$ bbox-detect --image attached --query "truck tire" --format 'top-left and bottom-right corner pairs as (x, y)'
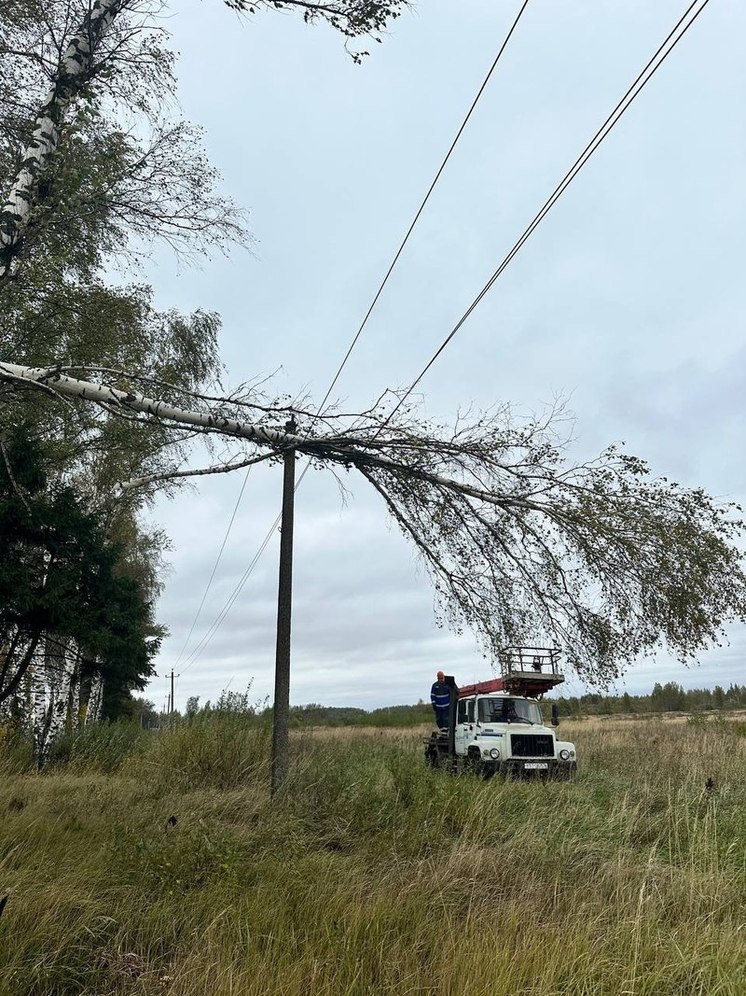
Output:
(465, 747), (494, 779)
(425, 744), (440, 769)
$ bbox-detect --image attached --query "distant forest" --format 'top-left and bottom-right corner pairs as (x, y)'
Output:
(133, 680), (746, 728)
(283, 680), (746, 728)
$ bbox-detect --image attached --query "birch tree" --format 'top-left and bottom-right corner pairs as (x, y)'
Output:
(0, 0), (243, 511)
(0, 0), (248, 278)
(4, 361), (745, 687)
(0, 0), (408, 278)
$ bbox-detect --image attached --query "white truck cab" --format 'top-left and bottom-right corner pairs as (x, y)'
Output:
(425, 647), (577, 780)
(450, 690), (576, 779)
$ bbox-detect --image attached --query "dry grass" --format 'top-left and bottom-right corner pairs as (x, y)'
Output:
(0, 714), (744, 995)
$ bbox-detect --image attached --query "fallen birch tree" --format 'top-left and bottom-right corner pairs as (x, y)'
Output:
(3, 359), (745, 686)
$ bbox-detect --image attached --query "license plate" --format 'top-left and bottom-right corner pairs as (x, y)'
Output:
(524, 762), (549, 770)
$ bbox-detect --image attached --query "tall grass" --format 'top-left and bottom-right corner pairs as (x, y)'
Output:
(0, 715), (744, 994)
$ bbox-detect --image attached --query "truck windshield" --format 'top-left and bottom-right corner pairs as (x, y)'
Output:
(478, 698), (542, 725)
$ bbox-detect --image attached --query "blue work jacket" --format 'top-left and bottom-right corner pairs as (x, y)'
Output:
(430, 681), (450, 710)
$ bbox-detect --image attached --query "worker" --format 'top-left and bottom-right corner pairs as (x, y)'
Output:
(501, 699), (519, 722)
(430, 670), (451, 730)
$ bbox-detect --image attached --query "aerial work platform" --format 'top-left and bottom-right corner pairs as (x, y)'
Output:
(458, 647), (565, 699)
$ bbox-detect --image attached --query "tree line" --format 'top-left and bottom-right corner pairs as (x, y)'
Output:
(129, 680), (746, 731)
(550, 681), (746, 718)
(287, 683), (746, 724)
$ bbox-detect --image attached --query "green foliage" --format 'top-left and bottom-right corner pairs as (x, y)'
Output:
(114, 815), (246, 895)
(288, 701), (432, 728)
(134, 710), (270, 791)
(122, 694), (159, 727)
(0, 724), (33, 773)
(0, 428), (159, 713)
(0, 1), (234, 524)
(362, 417), (746, 685)
(0, 3), (246, 276)
(549, 680), (746, 719)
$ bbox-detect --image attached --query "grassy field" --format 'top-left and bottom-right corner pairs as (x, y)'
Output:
(0, 714), (744, 995)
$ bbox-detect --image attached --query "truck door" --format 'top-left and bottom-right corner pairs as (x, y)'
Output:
(454, 697), (475, 756)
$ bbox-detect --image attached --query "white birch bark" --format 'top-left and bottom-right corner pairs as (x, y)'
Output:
(69, 654), (81, 731)
(87, 674), (104, 725)
(0, 362), (529, 510)
(46, 640), (76, 746)
(0, 361), (306, 448)
(31, 653), (49, 765)
(0, 0), (126, 273)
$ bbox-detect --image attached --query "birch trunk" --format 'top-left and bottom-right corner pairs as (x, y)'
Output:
(0, 0), (126, 275)
(0, 361), (303, 449)
(46, 639), (76, 747)
(32, 653), (49, 766)
(68, 653), (82, 732)
(86, 675), (103, 725)
(0, 362), (501, 501)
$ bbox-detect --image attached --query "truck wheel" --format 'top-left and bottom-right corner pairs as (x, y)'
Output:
(425, 744), (440, 769)
(466, 748), (492, 778)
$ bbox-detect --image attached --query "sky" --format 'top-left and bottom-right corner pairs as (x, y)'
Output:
(138, 0), (746, 712)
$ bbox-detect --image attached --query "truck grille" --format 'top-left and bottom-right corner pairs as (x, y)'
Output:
(510, 734), (554, 758)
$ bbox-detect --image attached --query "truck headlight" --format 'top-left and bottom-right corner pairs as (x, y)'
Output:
(490, 748), (500, 759)
(559, 749), (570, 761)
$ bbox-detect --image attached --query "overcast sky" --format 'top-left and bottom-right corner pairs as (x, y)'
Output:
(140, 0), (746, 712)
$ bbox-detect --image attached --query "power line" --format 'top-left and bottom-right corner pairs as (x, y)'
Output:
(317, 0), (531, 414)
(172, 0), (707, 677)
(179, 517), (278, 672)
(178, 467), (311, 672)
(375, 0), (710, 434)
(176, 5), (532, 674)
(172, 464), (254, 671)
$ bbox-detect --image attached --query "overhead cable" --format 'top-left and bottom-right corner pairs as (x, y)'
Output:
(176, 4), (532, 672)
(174, 464), (254, 672)
(317, 0), (531, 414)
(376, 0), (710, 432)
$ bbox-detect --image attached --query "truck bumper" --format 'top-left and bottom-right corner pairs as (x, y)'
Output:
(496, 759), (577, 780)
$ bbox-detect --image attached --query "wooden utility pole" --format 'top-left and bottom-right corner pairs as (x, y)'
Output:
(270, 419), (297, 796)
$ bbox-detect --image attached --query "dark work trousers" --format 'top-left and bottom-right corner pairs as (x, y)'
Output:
(434, 707), (449, 729)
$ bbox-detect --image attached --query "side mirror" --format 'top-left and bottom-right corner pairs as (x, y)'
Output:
(551, 704), (559, 727)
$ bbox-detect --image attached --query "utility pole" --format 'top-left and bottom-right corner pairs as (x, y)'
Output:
(170, 669), (175, 716)
(271, 419), (297, 796)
